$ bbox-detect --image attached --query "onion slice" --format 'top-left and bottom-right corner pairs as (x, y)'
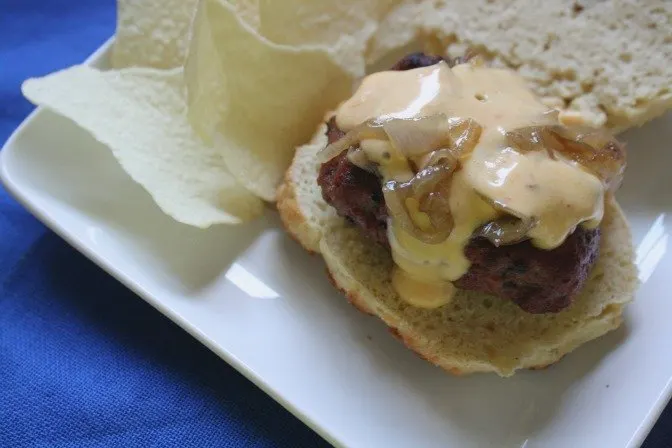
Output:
(445, 117), (482, 157)
(420, 148), (457, 170)
(506, 126), (562, 159)
(475, 216), (537, 247)
(383, 160), (456, 244)
(473, 194), (538, 246)
(383, 115), (482, 159)
(381, 115), (449, 157)
(346, 147), (377, 173)
(549, 126), (626, 192)
(506, 124), (626, 192)
(317, 114), (483, 165)
(317, 118), (387, 162)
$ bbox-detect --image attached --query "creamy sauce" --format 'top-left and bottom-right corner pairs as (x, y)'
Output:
(334, 62), (605, 309)
(358, 139), (413, 182)
(392, 267), (455, 308)
(389, 170), (498, 283)
(336, 63), (555, 133)
(466, 146), (604, 249)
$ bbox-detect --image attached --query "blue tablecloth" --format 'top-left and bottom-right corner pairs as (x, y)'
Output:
(1, 1), (670, 447)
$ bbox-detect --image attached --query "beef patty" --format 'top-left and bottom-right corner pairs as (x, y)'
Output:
(317, 53), (600, 314)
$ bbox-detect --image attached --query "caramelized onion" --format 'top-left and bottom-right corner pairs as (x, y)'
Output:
(446, 117), (482, 157)
(550, 126), (626, 192)
(474, 195), (537, 246)
(410, 117), (481, 170)
(318, 114), (483, 165)
(381, 115), (450, 157)
(506, 126), (562, 159)
(421, 185), (453, 241)
(506, 124), (626, 192)
(317, 118), (388, 162)
(346, 147), (378, 173)
(475, 216), (537, 247)
(383, 160), (456, 244)
(383, 115), (482, 159)
(420, 148), (457, 170)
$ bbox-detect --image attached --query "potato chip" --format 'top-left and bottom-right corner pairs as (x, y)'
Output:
(252, 0), (400, 76)
(225, 0), (260, 30)
(22, 66), (263, 227)
(111, 0), (199, 69)
(366, 2), (427, 67)
(185, 0), (354, 201)
(112, 0), (263, 70)
(184, 0), (229, 146)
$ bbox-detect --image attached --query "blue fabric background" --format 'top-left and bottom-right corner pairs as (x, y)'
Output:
(0, 1), (670, 447)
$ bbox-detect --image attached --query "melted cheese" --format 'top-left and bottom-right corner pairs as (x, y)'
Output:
(359, 139), (413, 182)
(466, 146), (604, 249)
(334, 61), (605, 309)
(336, 62), (554, 133)
(389, 170), (498, 283)
(392, 267), (455, 308)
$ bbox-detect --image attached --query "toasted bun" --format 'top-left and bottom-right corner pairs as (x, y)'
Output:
(367, 0), (672, 133)
(278, 126), (639, 377)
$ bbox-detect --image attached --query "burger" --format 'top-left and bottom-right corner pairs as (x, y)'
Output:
(277, 53), (638, 377)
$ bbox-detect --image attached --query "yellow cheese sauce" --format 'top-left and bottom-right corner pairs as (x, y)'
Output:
(392, 267), (456, 309)
(357, 139), (414, 182)
(389, 170), (498, 283)
(466, 145), (604, 249)
(334, 61), (605, 308)
(336, 62), (555, 133)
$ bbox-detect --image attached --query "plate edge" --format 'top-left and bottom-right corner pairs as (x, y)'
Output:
(0, 35), (345, 448)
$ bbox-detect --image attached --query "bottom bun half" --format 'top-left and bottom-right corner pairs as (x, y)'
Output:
(277, 124), (638, 377)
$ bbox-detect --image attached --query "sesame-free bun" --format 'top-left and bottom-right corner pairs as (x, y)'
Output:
(368, 0), (672, 133)
(277, 126), (638, 377)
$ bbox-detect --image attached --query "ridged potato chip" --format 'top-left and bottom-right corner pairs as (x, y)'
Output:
(112, 0), (199, 69)
(226, 0), (260, 30)
(185, 0), (354, 201)
(254, 0), (401, 77)
(112, 0), (262, 69)
(22, 66), (263, 227)
(224, 0), (400, 76)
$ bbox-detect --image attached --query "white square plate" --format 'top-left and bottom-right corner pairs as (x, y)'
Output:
(3, 40), (672, 448)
